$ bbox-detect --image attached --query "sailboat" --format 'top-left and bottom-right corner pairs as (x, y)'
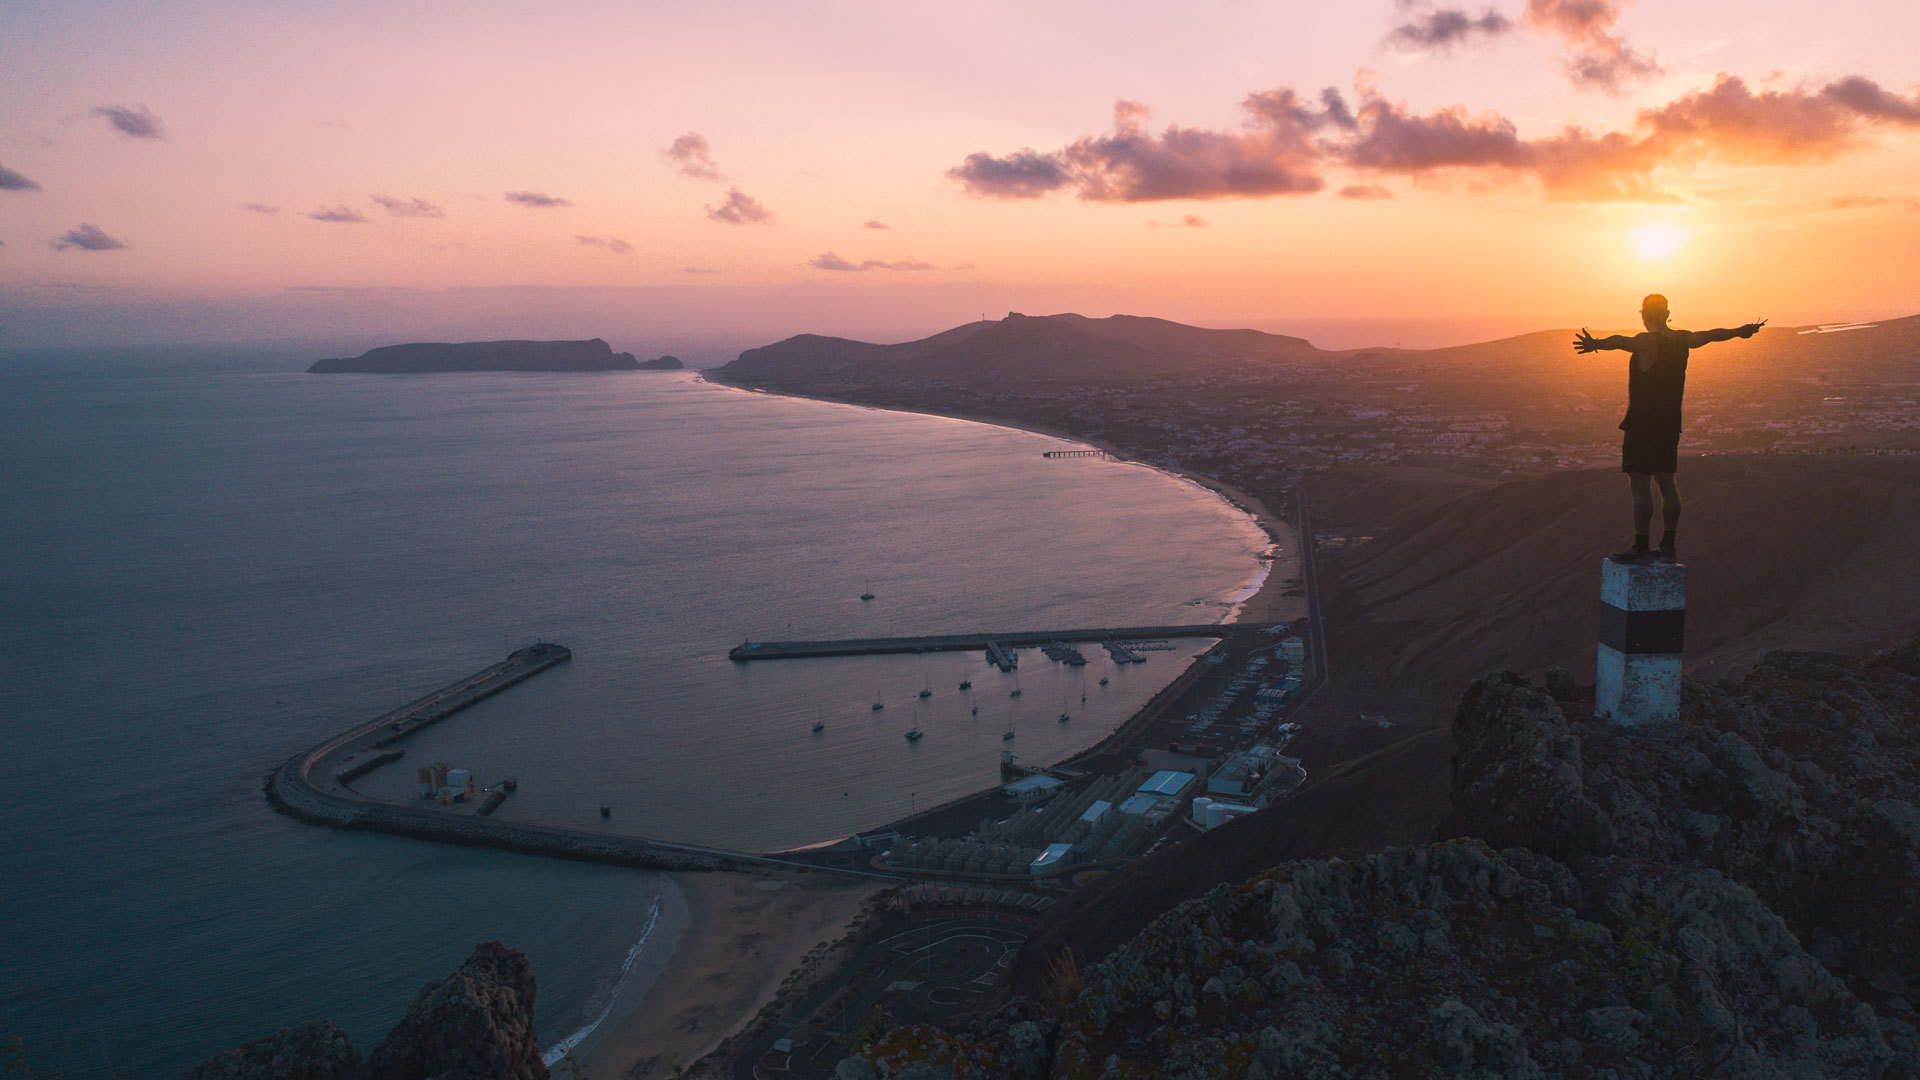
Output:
(811, 706), (825, 734)
(871, 692), (884, 711)
(1058, 694), (1071, 723)
(918, 675), (932, 699)
(1009, 674), (1022, 698)
(1099, 675), (1109, 686)
(905, 700), (924, 741)
(959, 675), (972, 691)
(860, 581), (875, 601)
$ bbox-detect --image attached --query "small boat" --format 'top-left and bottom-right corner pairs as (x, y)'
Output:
(918, 676), (932, 699)
(971, 704), (978, 715)
(1010, 675), (1022, 698)
(599, 806), (611, 817)
(860, 581), (875, 601)
(1081, 692), (1088, 702)
(1002, 729), (1015, 740)
(872, 698), (884, 711)
(1099, 676), (1109, 686)
(959, 677), (972, 691)
(904, 728), (924, 741)
(1058, 711), (1070, 723)
(811, 720), (825, 733)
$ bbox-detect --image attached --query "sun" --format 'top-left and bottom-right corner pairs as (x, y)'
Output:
(1631, 225), (1690, 260)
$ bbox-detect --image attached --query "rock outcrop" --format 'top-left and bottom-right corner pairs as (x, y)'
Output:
(308, 339), (639, 373)
(184, 1021), (362, 1080)
(637, 354), (684, 370)
(185, 944), (547, 1080)
(847, 635), (1920, 1079)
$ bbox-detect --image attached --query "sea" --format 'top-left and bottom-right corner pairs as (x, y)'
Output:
(0, 350), (1269, 1076)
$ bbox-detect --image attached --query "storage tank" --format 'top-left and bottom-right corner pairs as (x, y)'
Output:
(1190, 796), (1214, 824)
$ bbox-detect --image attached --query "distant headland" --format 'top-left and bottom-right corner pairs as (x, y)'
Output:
(308, 338), (643, 373)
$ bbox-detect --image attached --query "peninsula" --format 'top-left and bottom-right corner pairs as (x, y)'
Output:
(308, 338), (642, 373)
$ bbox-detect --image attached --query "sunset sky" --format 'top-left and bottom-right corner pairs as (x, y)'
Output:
(3, 0), (1918, 350)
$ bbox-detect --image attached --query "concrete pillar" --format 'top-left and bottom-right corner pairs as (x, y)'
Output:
(1595, 559), (1686, 725)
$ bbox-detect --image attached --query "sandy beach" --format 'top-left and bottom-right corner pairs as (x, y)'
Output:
(575, 870), (882, 1079)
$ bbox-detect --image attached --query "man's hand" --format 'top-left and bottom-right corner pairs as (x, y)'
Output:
(1573, 328), (1602, 353)
(1738, 319), (1767, 338)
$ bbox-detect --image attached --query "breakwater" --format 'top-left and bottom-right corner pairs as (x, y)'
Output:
(730, 623), (1241, 661)
(266, 644), (898, 879)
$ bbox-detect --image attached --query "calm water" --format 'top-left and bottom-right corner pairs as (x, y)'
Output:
(0, 355), (1265, 1075)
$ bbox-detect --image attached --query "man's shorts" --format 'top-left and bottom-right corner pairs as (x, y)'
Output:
(1621, 426), (1680, 474)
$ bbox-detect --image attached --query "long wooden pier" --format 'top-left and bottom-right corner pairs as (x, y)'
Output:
(729, 623), (1244, 662)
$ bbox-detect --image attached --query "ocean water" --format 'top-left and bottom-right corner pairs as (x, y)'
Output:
(0, 354), (1266, 1076)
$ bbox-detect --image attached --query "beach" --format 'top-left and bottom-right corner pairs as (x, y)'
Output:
(575, 871), (882, 1078)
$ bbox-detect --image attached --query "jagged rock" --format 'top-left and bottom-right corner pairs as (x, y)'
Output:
(365, 942), (547, 1080)
(182, 1021), (362, 1080)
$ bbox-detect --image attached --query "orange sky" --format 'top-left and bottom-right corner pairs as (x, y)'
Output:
(3, 0), (1918, 349)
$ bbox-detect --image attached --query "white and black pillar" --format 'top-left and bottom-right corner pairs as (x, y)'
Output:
(1595, 559), (1686, 726)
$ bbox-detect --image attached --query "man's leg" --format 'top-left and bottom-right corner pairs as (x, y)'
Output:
(1613, 473), (1654, 562)
(1654, 472), (1680, 559)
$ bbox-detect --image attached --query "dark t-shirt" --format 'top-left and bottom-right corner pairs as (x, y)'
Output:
(1619, 328), (1690, 433)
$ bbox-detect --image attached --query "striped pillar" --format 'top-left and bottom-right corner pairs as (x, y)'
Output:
(1595, 559), (1686, 726)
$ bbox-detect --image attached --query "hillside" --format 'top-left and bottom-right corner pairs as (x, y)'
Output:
(717, 312), (1317, 386)
(854, 636), (1920, 1079)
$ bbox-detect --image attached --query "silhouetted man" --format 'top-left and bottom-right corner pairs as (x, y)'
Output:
(1574, 295), (1763, 564)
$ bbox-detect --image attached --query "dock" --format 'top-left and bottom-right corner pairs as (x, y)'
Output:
(729, 624), (1242, 662)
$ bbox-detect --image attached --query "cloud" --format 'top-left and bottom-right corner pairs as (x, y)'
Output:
(683, 266), (722, 274)
(1386, 7), (1513, 52)
(1523, 0), (1659, 91)
(371, 194), (444, 218)
(91, 104), (164, 139)
(1338, 183), (1395, 199)
(706, 187), (773, 224)
(953, 73), (1920, 206)
(239, 202), (279, 214)
(1832, 193), (1920, 212)
(664, 132), (724, 180)
(863, 219), (890, 229)
(1, 163), (41, 191)
(505, 190), (572, 208)
(950, 95), (1332, 202)
(575, 235), (634, 254)
(308, 205), (369, 223)
(1148, 214), (1211, 227)
(808, 251), (935, 271)
(51, 223), (127, 251)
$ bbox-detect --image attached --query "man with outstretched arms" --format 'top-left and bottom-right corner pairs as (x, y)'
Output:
(1574, 294), (1763, 564)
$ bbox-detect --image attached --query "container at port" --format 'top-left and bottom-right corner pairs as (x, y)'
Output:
(1029, 842), (1075, 876)
(1003, 774), (1064, 800)
(1136, 769), (1196, 799)
(446, 768), (473, 795)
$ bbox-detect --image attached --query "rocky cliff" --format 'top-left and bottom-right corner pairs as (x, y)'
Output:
(844, 635), (1920, 1079)
(308, 339), (639, 373)
(186, 943), (548, 1080)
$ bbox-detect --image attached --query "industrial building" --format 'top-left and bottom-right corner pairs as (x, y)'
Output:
(1135, 769), (1196, 800)
(1029, 842), (1075, 876)
(1003, 774), (1064, 800)
(1190, 796), (1257, 830)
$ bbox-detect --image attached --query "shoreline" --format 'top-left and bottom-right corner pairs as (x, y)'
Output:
(545, 876), (688, 1068)
(697, 373), (1304, 628)
(576, 871), (881, 1079)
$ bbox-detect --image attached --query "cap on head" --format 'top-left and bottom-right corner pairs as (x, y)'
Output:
(1641, 293), (1670, 315)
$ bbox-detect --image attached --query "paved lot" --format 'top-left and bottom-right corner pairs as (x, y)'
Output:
(738, 915), (1027, 1080)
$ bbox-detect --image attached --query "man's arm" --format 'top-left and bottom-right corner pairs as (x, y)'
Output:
(1685, 320), (1766, 348)
(1573, 328), (1641, 353)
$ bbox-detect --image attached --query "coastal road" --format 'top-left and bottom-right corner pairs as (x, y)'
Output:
(739, 916), (1027, 1080)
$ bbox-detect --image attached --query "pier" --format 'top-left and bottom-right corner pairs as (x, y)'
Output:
(266, 644), (900, 880)
(1041, 449), (1107, 459)
(729, 623), (1242, 662)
